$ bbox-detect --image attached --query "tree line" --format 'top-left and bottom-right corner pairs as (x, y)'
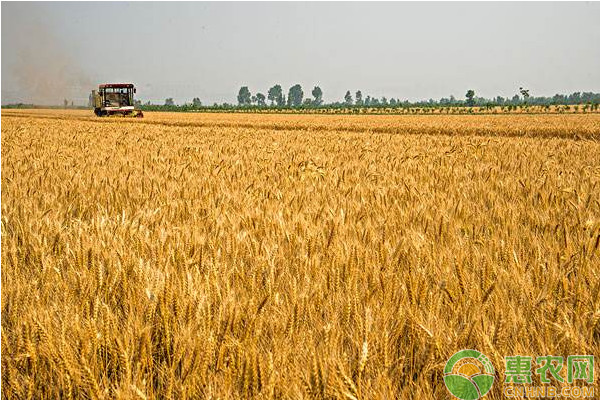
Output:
(3, 86), (599, 111)
(12, 86), (591, 110)
(141, 85), (600, 111)
(236, 84), (324, 108)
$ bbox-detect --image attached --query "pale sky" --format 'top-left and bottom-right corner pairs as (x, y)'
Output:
(2, 1), (600, 105)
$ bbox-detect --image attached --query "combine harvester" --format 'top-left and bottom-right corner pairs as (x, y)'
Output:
(91, 83), (143, 117)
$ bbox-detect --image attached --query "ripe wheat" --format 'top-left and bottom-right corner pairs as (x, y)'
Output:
(2, 109), (599, 398)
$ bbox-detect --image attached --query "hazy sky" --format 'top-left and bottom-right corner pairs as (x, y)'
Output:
(2, 2), (600, 105)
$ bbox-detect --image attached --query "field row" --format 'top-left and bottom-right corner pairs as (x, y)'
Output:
(3, 108), (600, 139)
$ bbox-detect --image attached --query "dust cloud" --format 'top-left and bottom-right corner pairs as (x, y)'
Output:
(4, 17), (93, 106)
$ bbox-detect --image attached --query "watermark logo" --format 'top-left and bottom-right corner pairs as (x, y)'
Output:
(443, 350), (595, 399)
(444, 349), (495, 400)
(503, 355), (595, 398)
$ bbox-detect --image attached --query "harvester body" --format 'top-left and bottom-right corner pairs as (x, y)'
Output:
(92, 83), (143, 117)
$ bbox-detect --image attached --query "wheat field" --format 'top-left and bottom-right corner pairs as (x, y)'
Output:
(2, 109), (599, 399)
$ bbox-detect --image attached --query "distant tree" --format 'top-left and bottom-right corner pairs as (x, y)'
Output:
(192, 97), (202, 107)
(312, 86), (323, 106)
(344, 91), (353, 106)
(364, 95), (371, 106)
(303, 98), (313, 106)
(569, 92), (582, 104)
(581, 92), (594, 103)
(256, 93), (266, 107)
(287, 84), (303, 107)
(268, 84), (284, 106)
(381, 97), (388, 106)
(465, 90), (475, 107)
(519, 87), (530, 103)
(390, 98), (397, 106)
(355, 90), (363, 106)
(64, 99), (68, 109)
(165, 98), (175, 106)
(237, 86), (252, 106)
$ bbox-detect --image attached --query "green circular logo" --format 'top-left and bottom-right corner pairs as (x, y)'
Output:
(443, 350), (495, 400)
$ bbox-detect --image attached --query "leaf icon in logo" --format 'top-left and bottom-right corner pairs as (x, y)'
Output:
(444, 375), (480, 400)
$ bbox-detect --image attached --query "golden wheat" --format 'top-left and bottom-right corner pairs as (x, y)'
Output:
(2, 109), (599, 398)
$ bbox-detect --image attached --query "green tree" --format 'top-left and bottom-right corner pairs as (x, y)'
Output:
(165, 98), (175, 106)
(312, 86), (323, 106)
(237, 86), (252, 106)
(465, 90), (475, 107)
(256, 93), (266, 107)
(355, 90), (363, 106)
(287, 84), (303, 107)
(344, 90), (353, 106)
(268, 84), (284, 106)
(192, 97), (202, 108)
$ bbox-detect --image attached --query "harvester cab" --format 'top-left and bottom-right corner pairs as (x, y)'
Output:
(91, 83), (143, 117)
